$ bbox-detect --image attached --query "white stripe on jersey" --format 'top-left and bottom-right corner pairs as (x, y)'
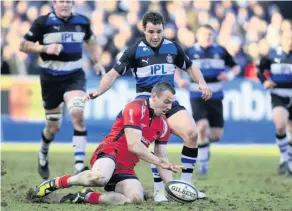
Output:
(40, 59), (83, 71)
(136, 63), (175, 77)
(160, 118), (168, 138)
(136, 92), (151, 96)
(192, 58), (225, 69)
(270, 63), (292, 74)
(271, 88), (292, 97)
(43, 32), (85, 44)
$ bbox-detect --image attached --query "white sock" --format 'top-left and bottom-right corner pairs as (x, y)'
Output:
(180, 146), (197, 183)
(151, 164), (164, 192)
(39, 132), (53, 160)
(73, 130), (87, 172)
(198, 143), (210, 170)
(276, 134), (288, 164)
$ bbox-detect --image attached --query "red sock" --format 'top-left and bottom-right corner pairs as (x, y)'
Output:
(85, 192), (102, 204)
(55, 175), (71, 188)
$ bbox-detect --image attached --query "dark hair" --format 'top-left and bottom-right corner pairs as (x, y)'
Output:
(198, 24), (215, 32)
(142, 11), (165, 28)
(151, 82), (176, 96)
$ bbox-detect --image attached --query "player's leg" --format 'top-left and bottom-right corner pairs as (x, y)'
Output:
(203, 100), (224, 175)
(190, 98), (210, 175)
(34, 155), (115, 198)
(83, 176), (144, 205)
(64, 71), (88, 174)
(38, 78), (64, 180)
(286, 106), (292, 175)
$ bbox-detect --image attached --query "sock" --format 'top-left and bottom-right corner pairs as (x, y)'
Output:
(151, 164), (164, 193)
(198, 143), (210, 170)
(276, 133), (288, 164)
(73, 130), (87, 172)
(39, 131), (54, 164)
(181, 145), (198, 183)
(55, 175), (71, 188)
(288, 142), (292, 170)
(85, 192), (102, 204)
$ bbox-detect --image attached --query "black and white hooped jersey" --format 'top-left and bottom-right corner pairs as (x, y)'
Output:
(186, 43), (236, 100)
(114, 38), (192, 94)
(258, 47), (292, 97)
(23, 12), (92, 76)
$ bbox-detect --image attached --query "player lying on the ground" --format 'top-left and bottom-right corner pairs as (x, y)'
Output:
(31, 82), (183, 205)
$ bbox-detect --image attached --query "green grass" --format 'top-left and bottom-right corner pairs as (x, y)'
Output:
(1, 144), (292, 211)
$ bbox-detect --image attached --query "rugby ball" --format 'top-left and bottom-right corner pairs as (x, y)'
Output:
(165, 180), (198, 203)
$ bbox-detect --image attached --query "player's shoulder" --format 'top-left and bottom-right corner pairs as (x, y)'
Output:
(268, 46), (282, 58)
(33, 13), (50, 25)
(212, 43), (227, 54)
(70, 12), (91, 25)
(127, 98), (146, 108)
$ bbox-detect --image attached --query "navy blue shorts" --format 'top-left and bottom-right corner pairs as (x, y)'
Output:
(135, 95), (185, 118)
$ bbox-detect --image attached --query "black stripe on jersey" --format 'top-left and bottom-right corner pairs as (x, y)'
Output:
(276, 83), (292, 88)
(204, 77), (220, 83)
(112, 129), (125, 143)
(40, 52), (82, 62)
(136, 85), (153, 93)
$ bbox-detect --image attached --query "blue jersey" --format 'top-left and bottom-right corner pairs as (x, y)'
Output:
(24, 12), (92, 76)
(114, 38), (192, 94)
(258, 47), (292, 97)
(186, 43), (236, 100)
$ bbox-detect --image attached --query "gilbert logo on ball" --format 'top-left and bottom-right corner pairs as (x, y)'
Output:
(165, 180), (198, 203)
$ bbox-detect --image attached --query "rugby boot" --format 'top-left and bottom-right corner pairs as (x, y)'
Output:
(34, 178), (58, 198)
(38, 152), (50, 180)
(278, 161), (288, 175)
(60, 188), (94, 204)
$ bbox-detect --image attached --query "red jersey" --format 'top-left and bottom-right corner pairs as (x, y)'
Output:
(91, 99), (170, 174)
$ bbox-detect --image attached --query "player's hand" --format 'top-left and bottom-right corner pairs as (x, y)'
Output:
(160, 162), (184, 173)
(263, 80), (277, 90)
(217, 72), (229, 81)
(83, 90), (100, 102)
(177, 79), (189, 88)
(45, 43), (63, 55)
(198, 83), (212, 101)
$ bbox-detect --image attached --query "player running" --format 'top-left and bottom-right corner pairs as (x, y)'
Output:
(175, 24), (240, 175)
(258, 30), (292, 176)
(19, 0), (104, 179)
(84, 11), (211, 201)
(31, 82), (182, 205)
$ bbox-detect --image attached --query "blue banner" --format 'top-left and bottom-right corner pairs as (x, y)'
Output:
(1, 77), (276, 144)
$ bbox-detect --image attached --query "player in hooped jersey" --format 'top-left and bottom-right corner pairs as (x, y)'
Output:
(31, 82), (183, 205)
(258, 30), (292, 176)
(84, 11), (212, 201)
(19, 0), (105, 179)
(175, 25), (240, 175)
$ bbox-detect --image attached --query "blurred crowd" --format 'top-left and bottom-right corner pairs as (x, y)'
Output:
(1, 0), (291, 79)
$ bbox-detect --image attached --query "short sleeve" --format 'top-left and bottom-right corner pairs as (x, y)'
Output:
(83, 17), (93, 41)
(113, 46), (136, 75)
(123, 103), (142, 130)
(223, 48), (237, 67)
(155, 117), (170, 144)
(174, 42), (193, 71)
(23, 16), (45, 43)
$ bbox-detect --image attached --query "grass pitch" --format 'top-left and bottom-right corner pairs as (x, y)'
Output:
(1, 143), (292, 211)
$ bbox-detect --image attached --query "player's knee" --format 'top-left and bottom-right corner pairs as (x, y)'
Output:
(90, 173), (108, 187)
(46, 113), (62, 134)
(70, 109), (85, 127)
(127, 193), (144, 204)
